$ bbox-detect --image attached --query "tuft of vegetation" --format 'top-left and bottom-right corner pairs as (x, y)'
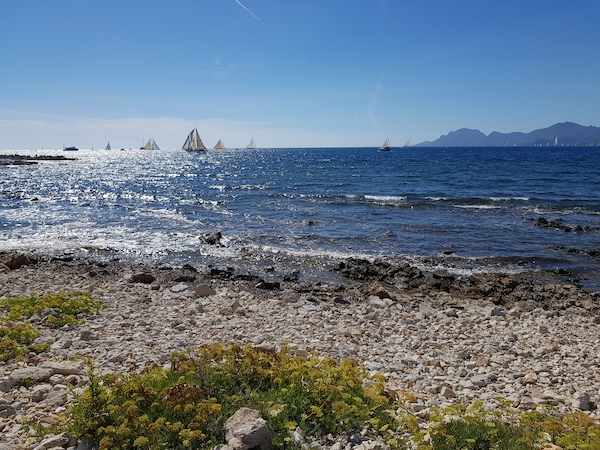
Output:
(0, 291), (103, 362)
(61, 345), (600, 450)
(396, 400), (600, 449)
(66, 344), (401, 450)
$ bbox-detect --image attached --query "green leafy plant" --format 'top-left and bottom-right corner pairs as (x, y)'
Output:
(0, 292), (103, 362)
(66, 344), (402, 450)
(0, 291), (103, 327)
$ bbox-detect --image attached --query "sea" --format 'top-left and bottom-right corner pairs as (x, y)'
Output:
(1, 146), (600, 291)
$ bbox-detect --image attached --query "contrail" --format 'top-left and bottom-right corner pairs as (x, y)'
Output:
(368, 68), (388, 129)
(234, 0), (268, 27)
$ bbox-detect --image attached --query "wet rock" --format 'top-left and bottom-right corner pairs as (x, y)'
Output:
(201, 231), (223, 246)
(255, 280), (280, 290)
(128, 272), (155, 284)
(2, 254), (32, 270)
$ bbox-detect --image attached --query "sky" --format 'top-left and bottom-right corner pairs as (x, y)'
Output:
(1, 0), (600, 149)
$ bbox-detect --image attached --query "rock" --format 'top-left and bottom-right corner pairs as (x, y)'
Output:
(3, 254), (32, 270)
(194, 284), (216, 297)
(470, 375), (489, 387)
(523, 373), (538, 384)
(30, 384), (53, 402)
(201, 231), (223, 246)
(76, 438), (98, 450)
(574, 393), (591, 411)
(367, 295), (393, 308)
(0, 379), (11, 393)
(356, 441), (390, 450)
(0, 405), (16, 418)
(32, 432), (70, 450)
(171, 282), (189, 293)
(255, 281), (280, 290)
(9, 367), (53, 385)
(128, 273), (155, 284)
(538, 325), (549, 334)
(80, 330), (97, 341)
(439, 386), (455, 398)
(443, 308), (458, 317)
(225, 408), (274, 450)
(487, 306), (506, 317)
(365, 285), (393, 300)
(39, 360), (84, 375)
(230, 299), (242, 311)
(283, 270), (299, 282)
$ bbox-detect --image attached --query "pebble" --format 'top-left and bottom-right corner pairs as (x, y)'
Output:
(1, 256), (599, 449)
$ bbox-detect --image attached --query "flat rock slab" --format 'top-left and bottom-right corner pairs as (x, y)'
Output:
(9, 367), (53, 386)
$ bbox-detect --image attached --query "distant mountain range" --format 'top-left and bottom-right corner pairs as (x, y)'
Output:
(416, 122), (600, 147)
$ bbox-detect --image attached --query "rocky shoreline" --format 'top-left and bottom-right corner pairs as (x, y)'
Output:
(0, 155), (76, 166)
(1, 252), (599, 449)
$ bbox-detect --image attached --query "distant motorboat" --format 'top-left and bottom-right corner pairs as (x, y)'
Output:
(214, 139), (225, 150)
(183, 128), (206, 151)
(63, 146), (78, 151)
(141, 138), (160, 150)
(246, 136), (256, 149)
(378, 137), (391, 152)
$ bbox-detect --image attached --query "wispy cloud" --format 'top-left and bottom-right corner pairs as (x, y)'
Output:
(234, 0), (268, 27)
(367, 68), (388, 130)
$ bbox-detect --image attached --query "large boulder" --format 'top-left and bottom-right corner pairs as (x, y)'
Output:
(225, 408), (273, 450)
(0, 254), (32, 270)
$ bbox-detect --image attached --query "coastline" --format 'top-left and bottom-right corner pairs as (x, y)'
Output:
(1, 252), (599, 447)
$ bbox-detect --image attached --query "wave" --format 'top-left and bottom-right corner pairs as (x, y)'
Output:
(364, 195), (408, 202)
(455, 204), (501, 210)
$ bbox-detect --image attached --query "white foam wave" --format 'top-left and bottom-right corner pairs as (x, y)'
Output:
(365, 195), (408, 202)
(455, 205), (500, 210)
(489, 197), (530, 201)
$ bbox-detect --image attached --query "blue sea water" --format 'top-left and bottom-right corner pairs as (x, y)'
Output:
(1, 146), (600, 290)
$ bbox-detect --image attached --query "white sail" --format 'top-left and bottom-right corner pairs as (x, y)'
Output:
(142, 138), (160, 150)
(105, 142), (111, 150)
(183, 128), (206, 151)
(378, 137), (390, 151)
(246, 136), (256, 149)
(214, 139), (225, 149)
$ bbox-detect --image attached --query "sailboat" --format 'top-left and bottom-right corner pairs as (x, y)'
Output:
(141, 138), (160, 150)
(182, 128), (206, 151)
(214, 139), (225, 150)
(105, 142), (111, 151)
(403, 138), (411, 148)
(246, 136), (256, 149)
(378, 137), (391, 152)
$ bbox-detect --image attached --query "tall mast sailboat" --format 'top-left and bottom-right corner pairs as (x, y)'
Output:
(378, 136), (391, 152)
(105, 142), (111, 150)
(182, 128), (206, 151)
(141, 138), (160, 150)
(214, 139), (225, 150)
(246, 136), (256, 149)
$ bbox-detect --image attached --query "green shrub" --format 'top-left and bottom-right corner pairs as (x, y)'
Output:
(67, 344), (402, 450)
(0, 291), (103, 362)
(0, 291), (103, 326)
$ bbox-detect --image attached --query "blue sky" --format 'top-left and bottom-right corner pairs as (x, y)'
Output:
(1, 0), (599, 149)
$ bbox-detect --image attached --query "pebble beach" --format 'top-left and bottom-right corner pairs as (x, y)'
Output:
(1, 252), (599, 449)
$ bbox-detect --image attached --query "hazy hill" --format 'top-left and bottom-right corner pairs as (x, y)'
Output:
(416, 122), (600, 147)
